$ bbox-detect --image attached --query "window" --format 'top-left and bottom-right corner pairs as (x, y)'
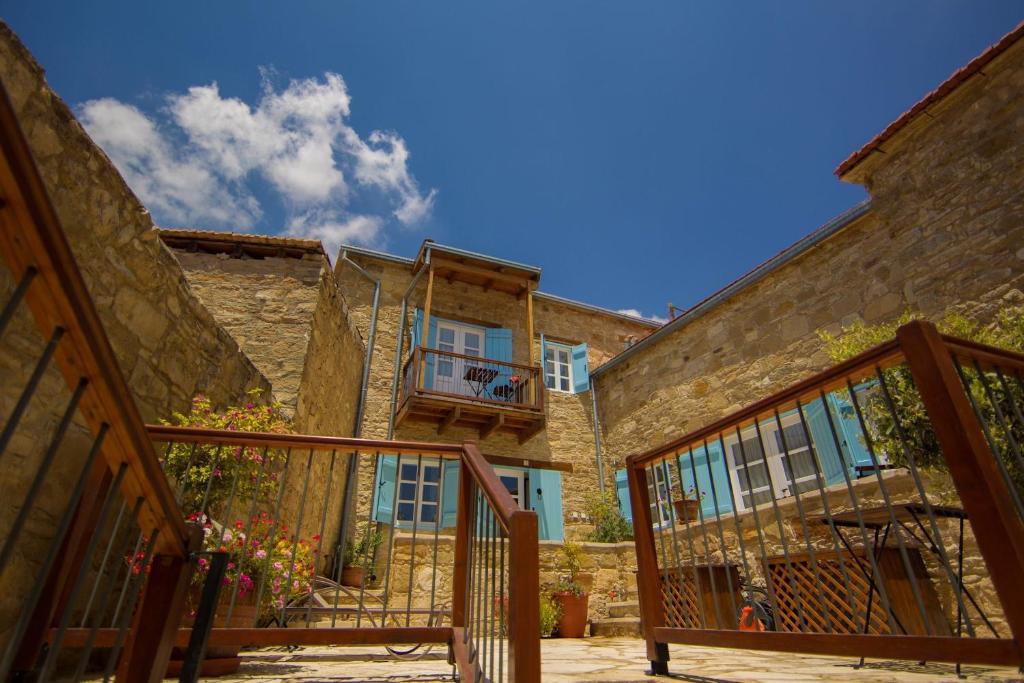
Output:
(495, 468), (527, 509)
(725, 414), (824, 512)
(396, 459), (442, 526)
(544, 342), (573, 392)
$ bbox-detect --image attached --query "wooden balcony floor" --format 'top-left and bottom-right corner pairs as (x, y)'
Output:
(395, 391), (545, 443)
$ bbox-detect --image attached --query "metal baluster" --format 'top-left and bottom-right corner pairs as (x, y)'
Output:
(498, 521), (505, 683)
(480, 503), (489, 679)
(352, 450), (381, 628)
(489, 509), (497, 683)
(0, 266), (36, 339)
(81, 500), (126, 627)
(227, 445), (271, 623)
(0, 327), (64, 461)
(818, 389), (900, 634)
(0, 424), (104, 679)
(732, 425), (785, 626)
(72, 498), (146, 682)
(771, 408), (834, 633)
(428, 456), (446, 624)
(197, 444), (225, 517)
(0, 378), (86, 575)
(307, 449), (336, 627)
(842, 378), (939, 637)
(682, 447), (723, 628)
(954, 359), (1024, 517)
(102, 529), (160, 683)
(875, 367), (975, 637)
(715, 434), (757, 610)
(665, 457), (707, 629)
(994, 368), (1024, 477)
(280, 448), (315, 626)
(973, 360), (1024, 501)
(464, 479), (477, 646)
(648, 463), (676, 625)
(751, 416), (810, 631)
(381, 454), (405, 626)
(254, 449), (293, 620)
(474, 491), (485, 667)
(795, 399), (864, 633)
(171, 442), (200, 506)
(406, 454), (424, 627)
(699, 438), (740, 624)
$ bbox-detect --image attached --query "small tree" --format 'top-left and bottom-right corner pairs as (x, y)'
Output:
(820, 308), (1024, 494)
(584, 491), (632, 543)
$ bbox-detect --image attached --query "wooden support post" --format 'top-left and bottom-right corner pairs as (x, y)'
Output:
(116, 526), (200, 683)
(627, 460), (670, 674)
(418, 264), (435, 389)
(480, 413), (504, 440)
(451, 458), (473, 629)
(508, 510), (541, 683)
(438, 407), (460, 435)
(527, 285), (535, 367)
(898, 321), (1024, 658)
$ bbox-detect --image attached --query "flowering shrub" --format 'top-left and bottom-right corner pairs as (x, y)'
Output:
(161, 389), (291, 514)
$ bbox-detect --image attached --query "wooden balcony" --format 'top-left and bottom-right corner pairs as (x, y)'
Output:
(396, 347), (546, 443)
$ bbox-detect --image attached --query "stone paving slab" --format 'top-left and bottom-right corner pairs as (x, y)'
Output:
(204, 637), (1023, 683)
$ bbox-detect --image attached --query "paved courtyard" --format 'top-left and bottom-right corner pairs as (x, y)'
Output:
(211, 638), (1024, 682)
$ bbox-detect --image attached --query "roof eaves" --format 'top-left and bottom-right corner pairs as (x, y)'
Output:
(533, 292), (663, 327)
(417, 241), (543, 277)
(836, 20), (1024, 179)
(592, 199), (873, 378)
(339, 244), (415, 266)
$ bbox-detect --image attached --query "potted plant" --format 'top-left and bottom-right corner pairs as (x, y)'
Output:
(539, 592), (561, 637)
(341, 524), (384, 587)
(551, 542), (589, 638)
(672, 487), (704, 523)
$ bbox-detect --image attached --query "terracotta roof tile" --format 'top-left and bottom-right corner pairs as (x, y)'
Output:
(836, 20), (1024, 179)
(157, 227), (325, 256)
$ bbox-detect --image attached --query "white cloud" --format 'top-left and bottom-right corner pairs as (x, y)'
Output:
(78, 71), (434, 250)
(617, 308), (669, 324)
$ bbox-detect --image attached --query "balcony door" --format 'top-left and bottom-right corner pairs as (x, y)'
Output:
(434, 321), (484, 397)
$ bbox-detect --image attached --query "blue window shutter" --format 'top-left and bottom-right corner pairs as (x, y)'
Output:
(422, 316), (439, 390)
(615, 469), (633, 524)
(440, 460), (460, 528)
(571, 343), (590, 393)
(531, 469), (564, 541)
(804, 398), (847, 486)
(540, 334), (549, 389)
(829, 393), (873, 469)
(372, 455), (398, 523)
(411, 309), (423, 354)
(484, 328), (513, 395)
(678, 441), (734, 517)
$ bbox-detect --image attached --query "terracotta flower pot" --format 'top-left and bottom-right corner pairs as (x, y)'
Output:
(552, 591), (589, 638)
(672, 498), (701, 523)
(166, 598), (259, 677)
(341, 565), (366, 587)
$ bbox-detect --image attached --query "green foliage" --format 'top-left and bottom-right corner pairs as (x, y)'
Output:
(584, 491), (633, 543)
(344, 524), (384, 568)
(820, 308), (1024, 495)
(161, 389), (292, 514)
(554, 541), (587, 596)
(539, 593), (561, 637)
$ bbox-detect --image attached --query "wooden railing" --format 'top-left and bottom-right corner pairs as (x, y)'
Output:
(401, 346), (544, 412)
(626, 321), (1024, 675)
(0, 83), (195, 680)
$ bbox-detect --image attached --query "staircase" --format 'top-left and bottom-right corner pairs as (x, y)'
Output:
(590, 595), (642, 638)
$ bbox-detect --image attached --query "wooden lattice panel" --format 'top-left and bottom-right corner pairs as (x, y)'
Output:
(764, 547), (949, 636)
(658, 565), (742, 630)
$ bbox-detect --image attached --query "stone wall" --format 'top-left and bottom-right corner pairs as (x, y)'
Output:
(0, 23), (271, 639)
(335, 251), (656, 535)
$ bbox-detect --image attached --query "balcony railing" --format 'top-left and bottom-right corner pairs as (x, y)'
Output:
(401, 347), (544, 412)
(626, 321), (1024, 675)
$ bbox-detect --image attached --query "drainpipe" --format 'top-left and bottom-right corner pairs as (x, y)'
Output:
(591, 380), (606, 494)
(386, 248), (430, 439)
(334, 250), (381, 579)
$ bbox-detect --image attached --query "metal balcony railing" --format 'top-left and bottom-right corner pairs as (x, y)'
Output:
(401, 346), (544, 412)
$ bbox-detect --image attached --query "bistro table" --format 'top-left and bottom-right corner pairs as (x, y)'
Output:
(462, 366), (499, 398)
(805, 503), (998, 674)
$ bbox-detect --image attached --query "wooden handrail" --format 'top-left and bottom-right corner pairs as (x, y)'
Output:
(460, 442), (521, 531)
(146, 424), (464, 458)
(0, 86), (186, 556)
(413, 345), (543, 374)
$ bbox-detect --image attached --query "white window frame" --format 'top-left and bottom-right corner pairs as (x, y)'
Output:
(544, 342), (573, 393)
(395, 458), (442, 527)
(495, 468), (527, 510)
(724, 414), (822, 512)
(434, 320), (485, 396)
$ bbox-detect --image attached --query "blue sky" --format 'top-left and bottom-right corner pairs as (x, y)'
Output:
(4, 2), (1022, 322)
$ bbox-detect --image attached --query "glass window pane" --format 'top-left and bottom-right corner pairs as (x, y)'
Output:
(746, 462), (769, 489)
(422, 484), (438, 503)
(397, 502), (415, 521)
(776, 424), (809, 451)
(423, 465), (441, 483)
(500, 475), (519, 495)
(560, 377), (569, 391)
(465, 332), (480, 348)
(399, 482), (417, 501)
(438, 359), (453, 377)
(545, 348), (554, 361)
(557, 349), (569, 363)
(401, 463), (418, 480)
(439, 328), (455, 343)
(786, 451), (819, 479)
(421, 505), (437, 523)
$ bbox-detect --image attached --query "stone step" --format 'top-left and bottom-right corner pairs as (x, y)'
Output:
(606, 600), (640, 619)
(589, 617), (642, 638)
